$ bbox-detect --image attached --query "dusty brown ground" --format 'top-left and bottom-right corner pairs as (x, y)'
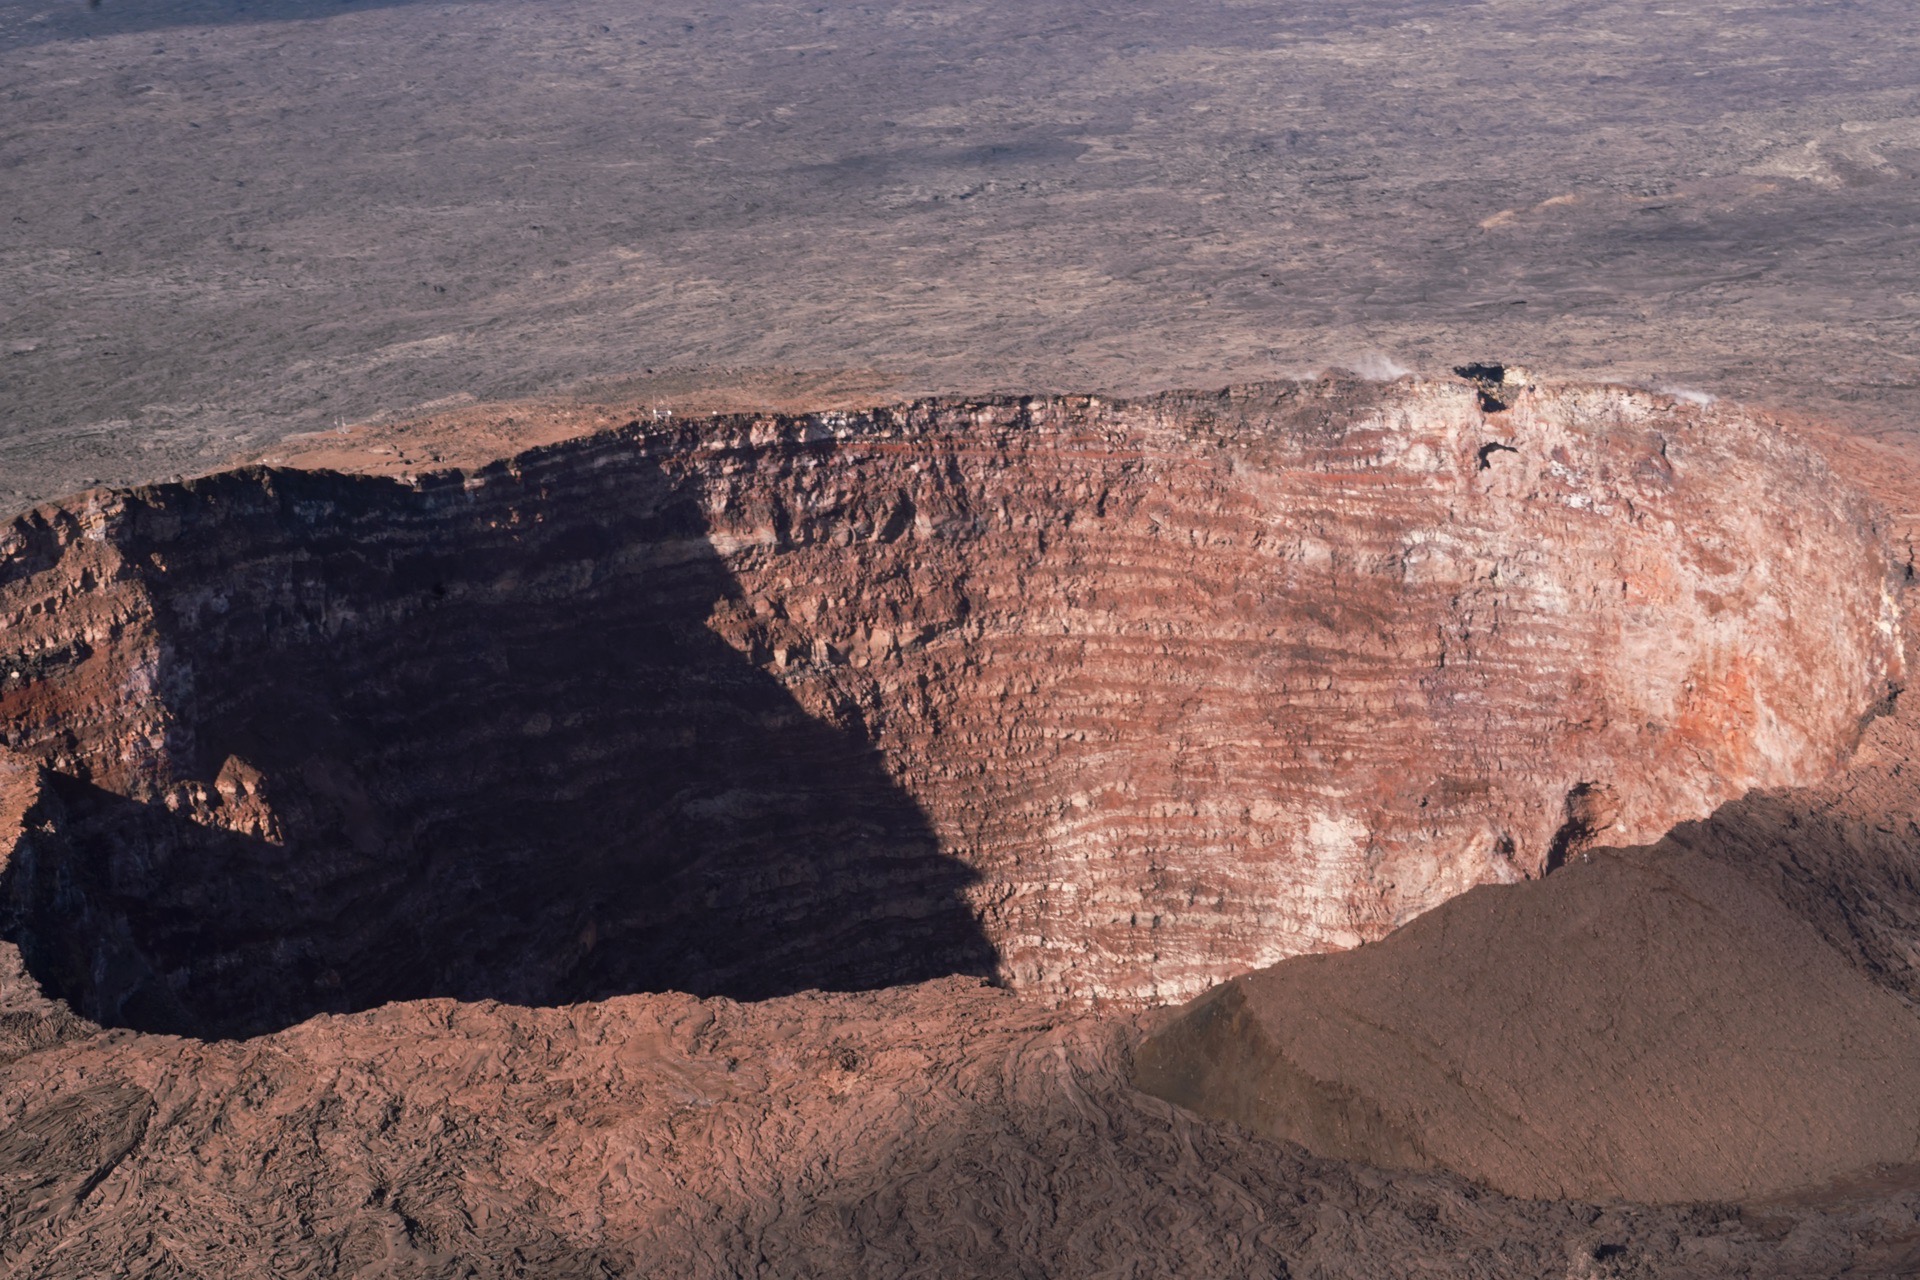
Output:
(4, 974), (1920, 1280)
(1135, 804), (1920, 1205)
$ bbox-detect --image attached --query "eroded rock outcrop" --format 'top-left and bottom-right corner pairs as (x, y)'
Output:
(0, 377), (1903, 1034)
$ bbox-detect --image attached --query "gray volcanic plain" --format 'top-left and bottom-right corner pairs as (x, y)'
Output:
(6, 3), (1920, 1279)
(3, 0), (1920, 504)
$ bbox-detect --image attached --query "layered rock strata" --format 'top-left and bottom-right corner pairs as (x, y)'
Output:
(0, 377), (1903, 1033)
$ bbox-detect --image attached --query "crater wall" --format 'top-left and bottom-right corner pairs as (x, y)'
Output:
(0, 378), (1903, 1030)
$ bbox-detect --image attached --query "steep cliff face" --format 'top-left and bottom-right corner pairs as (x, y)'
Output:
(1128, 595), (1920, 1206)
(0, 377), (1903, 1033)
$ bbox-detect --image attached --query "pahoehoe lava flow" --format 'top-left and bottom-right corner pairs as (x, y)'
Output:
(0, 376), (1902, 1046)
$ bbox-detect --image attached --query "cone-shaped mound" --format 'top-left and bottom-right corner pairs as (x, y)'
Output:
(1133, 840), (1920, 1203)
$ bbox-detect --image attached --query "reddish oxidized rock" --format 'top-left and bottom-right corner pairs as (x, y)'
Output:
(0, 377), (1903, 1029)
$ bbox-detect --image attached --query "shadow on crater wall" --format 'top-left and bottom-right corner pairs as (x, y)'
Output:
(0, 446), (997, 1039)
(1663, 784), (1920, 1012)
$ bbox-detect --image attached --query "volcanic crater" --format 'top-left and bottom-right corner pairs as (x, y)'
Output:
(0, 376), (1904, 1042)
